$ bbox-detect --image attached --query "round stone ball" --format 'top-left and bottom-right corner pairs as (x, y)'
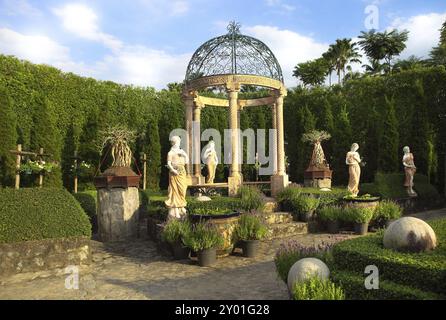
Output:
(287, 258), (330, 292)
(383, 217), (437, 253)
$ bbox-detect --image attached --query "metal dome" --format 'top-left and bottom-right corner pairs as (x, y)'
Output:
(185, 22), (284, 83)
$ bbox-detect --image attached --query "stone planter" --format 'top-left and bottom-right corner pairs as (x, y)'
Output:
(189, 212), (240, 257)
(0, 237), (91, 277)
(343, 197), (380, 210)
(197, 248), (217, 267)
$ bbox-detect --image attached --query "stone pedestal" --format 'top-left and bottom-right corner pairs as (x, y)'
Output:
(304, 178), (332, 189)
(97, 187), (140, 242)
(271, 174), (289, 197)
(228, 175), (242, 197)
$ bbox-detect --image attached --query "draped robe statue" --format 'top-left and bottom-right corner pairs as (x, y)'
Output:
(203, 141), (218, 184)
(164, 136), (189, 220)
(346, 143), (362, 197)
(403, 146), (417, 197)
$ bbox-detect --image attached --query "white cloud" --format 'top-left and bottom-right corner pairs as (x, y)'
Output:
(139, 0), (190, 17)
(265, 0), (295, 13)
(52, 3), (123, 51)
(0, 0), (42, 16)
(389, 12), (446, 59)
(245, 25), (329, 86)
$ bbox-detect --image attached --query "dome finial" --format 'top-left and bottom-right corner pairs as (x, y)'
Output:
(227, 21), (241, 35)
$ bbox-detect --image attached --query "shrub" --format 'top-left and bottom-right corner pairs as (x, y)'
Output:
(277, 186), (301, 211)
(234, 214), (268, 241)
(0, 188), (91, 243)
(331, 269), (443, 300)
(317, 206), (342, 222)
(162, 219), (191, 245)
(187, 197), (244, 215)
(274, 239), (341, 282)
(331, 218), (446, 294)
(290, 195), (319, 215)
(238, 186), (265, 212)
(293, 276), (345, 300)
(73, 190), (97, 233)
(343, 207), (374, 223)
(373, 200), (402, 221)
(183, 222), (224, 252)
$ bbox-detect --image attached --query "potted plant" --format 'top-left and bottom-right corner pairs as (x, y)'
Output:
(184, 222), (224, 267)
(374, 200), (402, 228)
(345, 207), (374, 235)
(234, 214), (268, 258)
(291, 195), (320, 222)
(317, 206), (341, 234)
(161, 219), (191, 260)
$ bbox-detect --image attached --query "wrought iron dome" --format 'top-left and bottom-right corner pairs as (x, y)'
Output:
(185, 22), (284, 83)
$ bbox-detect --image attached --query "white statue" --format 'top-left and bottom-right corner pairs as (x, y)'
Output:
(403, 146), (417, 197)
(203, 140), (218, 184)
(164, 136), (189, 220)
(346, 143), (362, 197)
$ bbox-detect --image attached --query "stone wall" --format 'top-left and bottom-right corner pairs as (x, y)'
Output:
(0, 237), (91, 277)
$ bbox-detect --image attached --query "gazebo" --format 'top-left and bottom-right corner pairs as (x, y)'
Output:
(182, 22), (289, 197)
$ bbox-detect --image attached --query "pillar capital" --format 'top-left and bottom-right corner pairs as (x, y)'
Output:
(226, 81), (241, 93)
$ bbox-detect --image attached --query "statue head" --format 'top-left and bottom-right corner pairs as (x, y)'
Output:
(403, 146), (410, 154)
(170, 136), (181, 148)
(351, 143), (359, 152)
(208, 140), (215, 150)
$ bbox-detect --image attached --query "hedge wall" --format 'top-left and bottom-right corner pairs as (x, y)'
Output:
(0, 188), (91, 243)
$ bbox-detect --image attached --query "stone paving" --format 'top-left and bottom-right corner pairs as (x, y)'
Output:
(0, 208), (444, 300)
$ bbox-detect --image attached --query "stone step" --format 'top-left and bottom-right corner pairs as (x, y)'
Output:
(266, 221), (308, 240)
(260, 211), (294, 225)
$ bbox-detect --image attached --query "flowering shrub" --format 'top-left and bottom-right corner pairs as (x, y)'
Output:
(274, 236), (349, 282)
(20, 159), (59, 174)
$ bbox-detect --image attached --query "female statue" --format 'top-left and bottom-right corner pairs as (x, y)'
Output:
(164, 136), (189, 220)
(203, 140), (218, 184)
(346, 143), (362, 197)
(403, 146), (417, 196)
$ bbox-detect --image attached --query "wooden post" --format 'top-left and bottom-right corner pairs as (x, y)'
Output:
(142, 153), (147, 190)
(74, 151), (78, 194)
(14, 144), (21, 189)
(38, 147), (44, 188)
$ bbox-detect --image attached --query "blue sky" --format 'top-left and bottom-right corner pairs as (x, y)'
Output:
(1, 0), (445, 88)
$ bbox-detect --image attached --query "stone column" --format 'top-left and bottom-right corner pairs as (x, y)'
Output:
(184, 95), (194, 181)
(228, 86), (242, 196)
(193, 103), (203, 184)
(271, 103), (277, 175)
(271, 90), (289, 197)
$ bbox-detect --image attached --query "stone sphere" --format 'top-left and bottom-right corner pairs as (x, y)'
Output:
(383, 217), (437, 253)
(287, 258), (330, 292)
(196, 195), (212, 202)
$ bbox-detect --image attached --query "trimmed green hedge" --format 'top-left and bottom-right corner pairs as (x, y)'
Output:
(73, 190), (97, 233)
(187, 197), (244, 214)
(0, 188), (91, 243)
(361, 172), (441, 201)
(331, 269), (443, 300)
(332, 218), (446, 295)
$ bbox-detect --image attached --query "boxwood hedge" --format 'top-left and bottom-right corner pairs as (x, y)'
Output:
(73, 190), (97, 233)
(332, 218), (446, 295)
(0, 188), (91, 243)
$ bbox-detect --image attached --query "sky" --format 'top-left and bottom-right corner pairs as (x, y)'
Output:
(0, 0), (445, 89)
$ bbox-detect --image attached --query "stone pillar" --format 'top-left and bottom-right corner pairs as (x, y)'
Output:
(271, 90), (289, 197)
(228, 86), (242, 196)
(193, 103), (203, 184)
(184, 95), (194, 181)
(97, 187), (140, 242)
(271, 103), (277, 175)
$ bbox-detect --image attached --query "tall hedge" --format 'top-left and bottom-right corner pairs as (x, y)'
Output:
(0, 84), (17, 186)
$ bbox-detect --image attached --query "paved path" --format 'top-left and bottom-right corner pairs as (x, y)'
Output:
(1, 207), (444, 300)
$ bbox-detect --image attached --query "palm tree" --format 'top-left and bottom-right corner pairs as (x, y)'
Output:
(327, 39), (362, 85)
(393, 55), (427, 72)
(293, 58), (329, 87)
(358, 29), (409, 73)
(322, 48), (336, 86)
